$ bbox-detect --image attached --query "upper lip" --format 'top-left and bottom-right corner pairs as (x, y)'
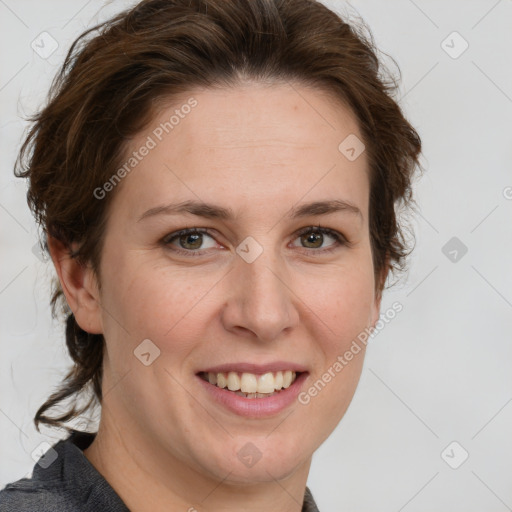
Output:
(198, 361), (308, 375)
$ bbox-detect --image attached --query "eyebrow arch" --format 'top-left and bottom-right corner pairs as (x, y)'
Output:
(137, 199), (363, 222)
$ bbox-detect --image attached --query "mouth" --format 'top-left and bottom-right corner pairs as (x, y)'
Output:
(197, 370), (302, 399)
(195, 364), (309, 417)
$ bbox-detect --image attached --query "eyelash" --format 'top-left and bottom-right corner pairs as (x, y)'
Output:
(161, 225), (350, 257)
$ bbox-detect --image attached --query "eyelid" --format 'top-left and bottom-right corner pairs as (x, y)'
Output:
(161, 227), (216, 244)
(294, 224), (349, 244)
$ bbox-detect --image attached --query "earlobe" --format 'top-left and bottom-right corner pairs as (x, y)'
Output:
(47, 234), (103, 335)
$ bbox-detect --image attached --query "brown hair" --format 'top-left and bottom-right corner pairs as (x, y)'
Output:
(16, 0), (422, 434)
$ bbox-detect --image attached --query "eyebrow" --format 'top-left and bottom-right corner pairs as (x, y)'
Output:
(137, 199), (363, 222)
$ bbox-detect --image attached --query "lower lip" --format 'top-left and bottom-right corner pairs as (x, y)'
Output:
(196, 372), (309, 418)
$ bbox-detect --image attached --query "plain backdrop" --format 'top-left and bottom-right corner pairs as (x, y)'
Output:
(1, 1), (511, 510)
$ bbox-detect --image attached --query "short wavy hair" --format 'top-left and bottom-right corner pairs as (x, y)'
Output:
(15, 0), (422, 433)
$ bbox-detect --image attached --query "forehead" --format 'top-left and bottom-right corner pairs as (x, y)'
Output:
(113, 82), (370, 221)
(157, 82), (361, 153)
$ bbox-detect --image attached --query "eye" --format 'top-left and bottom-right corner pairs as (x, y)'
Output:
(162, 225), (349, 257)
(291, 225), (348, 254)
(162, 228), (219, 256)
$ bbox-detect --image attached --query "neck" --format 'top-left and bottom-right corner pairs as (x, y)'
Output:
(83, 402), (312, 512)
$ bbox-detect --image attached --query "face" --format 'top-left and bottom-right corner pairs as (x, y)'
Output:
(90, 81), (382, 485)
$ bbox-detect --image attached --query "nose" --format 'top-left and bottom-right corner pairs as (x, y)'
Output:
(220, 248), (299, 343)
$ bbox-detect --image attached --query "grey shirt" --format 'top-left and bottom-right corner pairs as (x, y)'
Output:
(0, 431), (320, 511)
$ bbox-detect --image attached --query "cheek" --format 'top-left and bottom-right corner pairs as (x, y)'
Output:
(302, 262), (376, 345)
(296, 270), (374, 437)
(101, 258), (220, 353)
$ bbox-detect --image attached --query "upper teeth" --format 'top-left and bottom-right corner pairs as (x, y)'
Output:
(204, 370), (297, 393)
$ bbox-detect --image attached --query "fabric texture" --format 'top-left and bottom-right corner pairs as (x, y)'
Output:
(0, 431), (320, 511)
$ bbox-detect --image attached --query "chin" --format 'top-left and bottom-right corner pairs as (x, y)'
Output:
(197, 435), (309, 485)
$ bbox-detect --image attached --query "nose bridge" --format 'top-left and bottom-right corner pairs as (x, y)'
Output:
(222, 241), (298, 341)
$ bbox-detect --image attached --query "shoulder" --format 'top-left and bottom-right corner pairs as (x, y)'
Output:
(0, 476), (77, 512)
(303, 486), (320, 512)
(1, 430), (128, 512)
(0, 431), (90, 512)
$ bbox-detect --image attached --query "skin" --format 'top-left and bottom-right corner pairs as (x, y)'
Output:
(49, 81), (387, 512)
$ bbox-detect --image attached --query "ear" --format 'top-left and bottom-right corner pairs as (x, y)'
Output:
(47, 234), (103, 335)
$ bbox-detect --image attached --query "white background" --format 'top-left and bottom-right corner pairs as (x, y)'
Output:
(1, 1), (511, 510)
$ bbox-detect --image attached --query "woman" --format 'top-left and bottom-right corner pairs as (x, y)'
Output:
(0, 0), (421, 510)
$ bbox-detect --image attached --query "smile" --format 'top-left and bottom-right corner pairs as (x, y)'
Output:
(196, 367), (309, 418)
(198, 370), (298, 398)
